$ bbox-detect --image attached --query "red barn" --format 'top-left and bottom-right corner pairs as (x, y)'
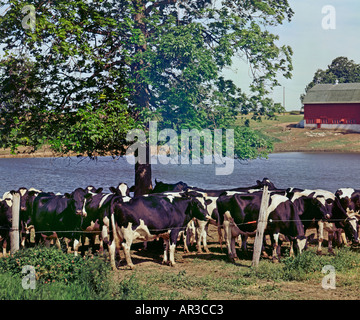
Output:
(303, 83), (360, 132)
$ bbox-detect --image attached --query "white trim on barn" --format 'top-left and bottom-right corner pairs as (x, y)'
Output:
(304, 120), (360, 132)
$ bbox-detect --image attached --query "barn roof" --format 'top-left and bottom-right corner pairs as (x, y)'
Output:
(303, 83), (360, 104)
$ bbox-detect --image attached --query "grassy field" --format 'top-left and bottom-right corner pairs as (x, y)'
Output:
(2, 225), (360, 300)
(238, 112), (360, 153)
(109, 225), (360, 300)
(1, 112), (359, 159)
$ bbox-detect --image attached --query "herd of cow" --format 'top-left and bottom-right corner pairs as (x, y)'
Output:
(0, 178), (359, 270)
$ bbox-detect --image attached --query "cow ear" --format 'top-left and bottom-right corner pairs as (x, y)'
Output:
(311, 198), (319, 206)
(109, 187), (117, 193)
(64, 193), (71, 198)
(28, 190), (37, 197)
(129, 185), (135, 192)
(95, 188), (103, 193)
(84, 193), (93, 199)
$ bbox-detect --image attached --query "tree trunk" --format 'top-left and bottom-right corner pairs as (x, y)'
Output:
(131, 0), (153, 196)
(134, 142), (153, 196)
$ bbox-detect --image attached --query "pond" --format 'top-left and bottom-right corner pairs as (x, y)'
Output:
(0, 152), (359, 196)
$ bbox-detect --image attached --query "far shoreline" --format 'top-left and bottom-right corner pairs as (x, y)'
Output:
(1, 147), (360, 160)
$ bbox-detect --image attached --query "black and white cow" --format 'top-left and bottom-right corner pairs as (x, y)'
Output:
(4, 187), (43, 248)
(289, 188), (359, 252)
(151, 180), (189, 194)
(151, 178), (277, 197)
(0, 196), (13, 256)
(150, 190), (219, 254)
(335, 188), (360, 217)
(108, 194), (211, 269)
(28, 188), (91, 251)
(335, 188), (360, 243)
(286, 189), (337, 254)
(216, 192), (306, 261)
(81, 183), (132, 255)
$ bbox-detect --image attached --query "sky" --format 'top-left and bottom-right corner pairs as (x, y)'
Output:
(227, 0), (360, 111)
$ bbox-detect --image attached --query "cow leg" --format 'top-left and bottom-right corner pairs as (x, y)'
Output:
(196, 220), (209, 253)
(121, 223), (135, 269)
(240, 234), (247, 251)
(182, 232), (190, 254)
(169, 242), (177, 266)
(55, 237), (61, 250)
(223, 217), (234, 261)
(163, 239), (169, 265)
(327, 232), (335, 255)
(80, 236), (87, 256)
(218, 225), (223, 252)
(230, 235), (237, 260)
(271, 233), (280, 262)
(289, 239), (294, 257)
(261, 235), (269, 258)
(317, 221), (324, 255)
(100, 224), (110, 255)
(2, 238), (7, 257)
(109, 240), (117, 270)
(202, 224), (210, 253)
(63, 238), (71, 253)
(169, 231), (179, 266)
(296, 236), (307, 254)
(73, 239), (81, 257)
(341, 230), (348, 246)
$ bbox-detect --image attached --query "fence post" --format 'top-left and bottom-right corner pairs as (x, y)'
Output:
(251, 186), (270, 268)
(10, 192), (20, 254)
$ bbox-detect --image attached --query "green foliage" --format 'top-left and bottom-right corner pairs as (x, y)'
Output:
(301, 56), (360, 102)
(0, 0), (294, 161)
(246, 248), (360, 282)
(116, 273), (153, 300)
(0, 247), (111, 295)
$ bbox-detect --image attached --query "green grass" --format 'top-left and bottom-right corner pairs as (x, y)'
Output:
(1, 245), (360, 300)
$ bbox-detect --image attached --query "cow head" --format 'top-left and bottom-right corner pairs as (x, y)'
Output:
(331, 199), (359, 243)
(0, 198), (13, 228)
(186, 197), (212, 221)
(65, 188), (89, 217)
(86, 186), (103, 194)
(109, 183), (130, 197)
(152, 180), (189, 193)
(256, 178), (276, 190)
(311, 196), (334, 220)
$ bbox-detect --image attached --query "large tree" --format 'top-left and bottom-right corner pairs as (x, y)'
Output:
(0, 0), (293, 195)
(301, 56), (360, 102)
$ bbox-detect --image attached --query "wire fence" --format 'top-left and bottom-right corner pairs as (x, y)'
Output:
(0, 218), (351, 235)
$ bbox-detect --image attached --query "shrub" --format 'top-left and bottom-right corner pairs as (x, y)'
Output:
(0, 247), (112, 299)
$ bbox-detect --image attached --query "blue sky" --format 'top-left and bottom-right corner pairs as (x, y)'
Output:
(228, 0), (360, 111)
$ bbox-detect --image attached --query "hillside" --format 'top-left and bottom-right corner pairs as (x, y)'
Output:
(240, 112), (360, 153)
